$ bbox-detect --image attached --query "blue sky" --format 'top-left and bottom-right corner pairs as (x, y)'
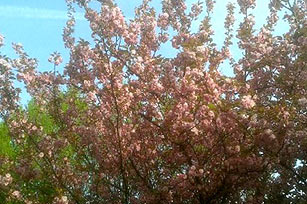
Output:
(0, 1), (88, 71)
(0, 0), (288, 105)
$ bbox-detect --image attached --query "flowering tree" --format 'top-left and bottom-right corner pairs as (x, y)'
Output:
(0, 0), (306, 203)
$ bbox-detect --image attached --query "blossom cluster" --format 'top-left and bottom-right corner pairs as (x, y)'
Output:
(0, 0), (306, 203)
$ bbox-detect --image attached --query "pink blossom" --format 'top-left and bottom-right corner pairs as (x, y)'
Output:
(157, 13), (169, 29)
(48, 52), (63, 66)
(12, 191), (21, 199)
(241, 95), (256, 109)
(39, 152), (44, 158)
(0, 1), (305, 203)
(0, 34), (4, 46)
(298, 97), (307, 106)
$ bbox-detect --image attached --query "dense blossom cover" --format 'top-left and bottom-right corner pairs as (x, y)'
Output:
(0, 0), (306, 203)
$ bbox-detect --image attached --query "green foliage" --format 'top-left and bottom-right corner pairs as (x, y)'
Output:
(194, 144), (208, 153)
(0, 93), (84, 203)
(207, 103), (216, 111)
(0, 190), (7, 204)
(21, 179), (57, 203)
(27, 100), (58, 134)
(0, 123), (14, 158)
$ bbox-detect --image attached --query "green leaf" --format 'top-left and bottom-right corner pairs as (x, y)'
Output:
(0, 123), (14, 158)
(208, 103), (216, 110)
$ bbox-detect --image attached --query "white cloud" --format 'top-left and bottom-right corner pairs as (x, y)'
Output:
(0, 5), (86, 21)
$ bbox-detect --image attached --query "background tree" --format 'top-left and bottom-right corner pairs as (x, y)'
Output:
(0, 0), (306, 203)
